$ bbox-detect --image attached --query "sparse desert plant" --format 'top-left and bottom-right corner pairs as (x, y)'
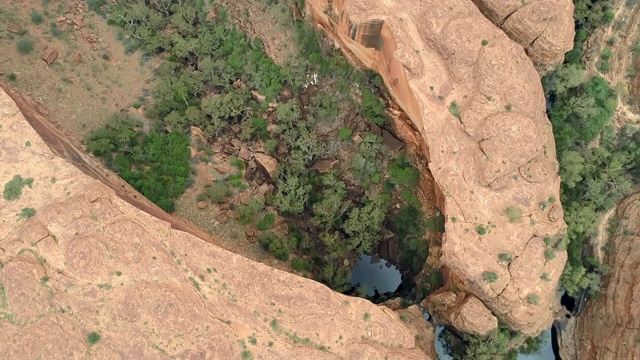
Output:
(476, 225), (487, 235)
(483, 271), (499, 283)
(87, 332), (101, 345)
(448, 101), (461, 120)
(18, 207), (36, 219)
(498, 253), (513, 262)
(545, 249), (557, 260)
(31, 9), (44, 24)
(205, 182), (232, 203)
(16, 39), (34, 54)
(3, 175), (34, 201)
(505, 206), (523, 223)
(526, 294), (540, 305)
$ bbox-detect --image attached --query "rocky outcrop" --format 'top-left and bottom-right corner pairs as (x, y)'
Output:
(574, 193), (640, 360)
(426, 291), (498, 336)
(0, 86), (435, 359)
(306, 0), (566, 336)
(471, 0), (575, 70)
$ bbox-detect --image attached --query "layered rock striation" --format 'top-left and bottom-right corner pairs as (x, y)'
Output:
(0, 86), (434, 359)
(471, 0), (575, 70)
(307, 0), (566, 335)
(574, 193), (640, 360)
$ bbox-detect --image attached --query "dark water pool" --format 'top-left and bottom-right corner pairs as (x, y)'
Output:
(348, 255), (402, 297)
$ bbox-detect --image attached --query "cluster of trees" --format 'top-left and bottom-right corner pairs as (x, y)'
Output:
(89, 0), (430, 293)
(543, 0), (640, 297)
(85, 114), (191, 212)
(440, 323), (546, 360)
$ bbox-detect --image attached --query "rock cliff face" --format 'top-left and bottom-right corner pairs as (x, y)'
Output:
(574, 193), (640, 360)
(471, 0), (574, 70)
(306, 0), (566, 336)
(0, 86), (435, 359)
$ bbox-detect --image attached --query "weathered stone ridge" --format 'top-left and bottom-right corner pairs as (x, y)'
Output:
(0, 87), (434, 359)
(307, 0), (566, 335)
(471, 0), (575, 70)
(574, 193), (640, 360)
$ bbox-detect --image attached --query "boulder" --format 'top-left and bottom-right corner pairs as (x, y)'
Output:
(311, 159), (338, 173)
(197, 201), (208, 210)
(254, 153), (278, 178)
(41, 47), (59, 65)
(382, 130), (404, 151)
(237, 146), (251, 161)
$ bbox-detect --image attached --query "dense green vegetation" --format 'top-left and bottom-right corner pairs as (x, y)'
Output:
(441, 323), (547, 360)
(543, 0), (640, 297)
(87, 0), (431, 294)
(85, 114), (191, 212)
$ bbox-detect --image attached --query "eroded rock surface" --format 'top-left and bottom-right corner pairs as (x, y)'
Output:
(574, 193), (640, 360)
(307, 0), (566, 335)
(0, 86), (434, 359)
(471, 0), (574, 70)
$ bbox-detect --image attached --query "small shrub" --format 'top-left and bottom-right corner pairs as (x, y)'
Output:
(543, 237), (552, 245)
(505, 206), (523, 223)
(256, 213), (275, 231)
(363, 312), (371, 322)
(206, 182), (232, 203)
(504, 103), (513, 111)
(87, 332), (101, 345)
(258, 231), (289, 261)
(476, 225), (487, 235)
(266, 139), (277, 153)
(230, 157), (245, 171)
(17, 39), (35, 54)
(540, 273), (551, 282)
(338, 127), (352, 141)
(481, 39), (488, 46)
(18, 207), (36, 219)
(601, 48), (613, 60)
(6, 73), (17, 82)
(291, 258), (313, 273)
(31, 9), (44, 24)
(400, 314), (409, 322)
(544, 249), (556, 260)
(3, 175), (34, 201)
(389, 155), (419, 188)
(448, 101), (461, 120)
(483, 271), (499, 283)
(50, 22), (62, 37)
(498, 253), (513, 262)
(526, 294), (540, 305)
(236, 198), (264, 224)
(597, 60), (611, 73)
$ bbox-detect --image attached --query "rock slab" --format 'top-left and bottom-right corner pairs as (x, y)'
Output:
(306, 0), (566, 335)
(0, 85), (434, 359)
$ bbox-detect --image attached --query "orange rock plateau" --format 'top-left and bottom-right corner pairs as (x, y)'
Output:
(0, 86), (434, 358)
(472, 0), (574, 70)
(306, 0), (570, 335)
